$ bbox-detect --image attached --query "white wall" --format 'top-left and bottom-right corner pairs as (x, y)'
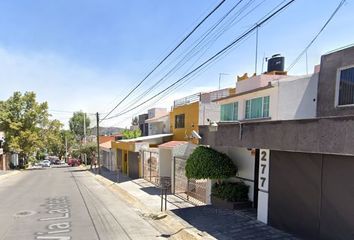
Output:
(276, 73), (318, 120)
(199, 102), (221, 125)
(159, 148), (172, 177)
(227, 147), (256, 202)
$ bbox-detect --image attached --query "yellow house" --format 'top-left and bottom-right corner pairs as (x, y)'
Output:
(170, 88), (235, 144)
(111, 133), (172, 179)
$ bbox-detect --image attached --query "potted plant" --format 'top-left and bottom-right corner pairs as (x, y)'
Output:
(211, 181), (251, 209)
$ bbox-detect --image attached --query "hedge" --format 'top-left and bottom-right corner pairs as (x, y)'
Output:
(185, 146), (237, 179)
(212, 182), (249, 202)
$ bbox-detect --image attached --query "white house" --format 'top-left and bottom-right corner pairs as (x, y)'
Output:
(145, 108), (170, 136)
(212, 68), (319, 206)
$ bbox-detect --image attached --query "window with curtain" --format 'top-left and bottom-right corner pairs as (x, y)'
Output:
(338, 67), (354, 106)
(220, 102), (238, 121)
(245, 96), (270, 119)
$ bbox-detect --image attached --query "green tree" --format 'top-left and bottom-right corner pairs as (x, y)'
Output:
(0, 92), (49, 163)
(122, 129), (141, 139)
(42, 119), (64, 156)
(69, 111), (90, 141)
(185, 146), (237, 180)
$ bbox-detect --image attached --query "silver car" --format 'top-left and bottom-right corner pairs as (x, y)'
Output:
(41, 160), (51, 167)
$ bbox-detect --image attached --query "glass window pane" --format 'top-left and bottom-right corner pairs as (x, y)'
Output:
(263, 96), (270, 117)
(220, 103), (234, 121)
(339, 67), (354, 105)
(233, 102), (238, 120)
(245, 100), (251, 119)
(251, 97), (262, 119)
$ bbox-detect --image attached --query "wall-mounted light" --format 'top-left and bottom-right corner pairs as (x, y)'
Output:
(207, 118), (218, 132)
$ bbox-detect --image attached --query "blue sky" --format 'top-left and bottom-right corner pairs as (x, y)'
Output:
(0, 0), (353, 128)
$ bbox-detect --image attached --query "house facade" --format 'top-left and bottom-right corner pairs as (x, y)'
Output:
(145, 108), (170, 135)
(170, 88), (235, 144)
(199, 45), (354, 240)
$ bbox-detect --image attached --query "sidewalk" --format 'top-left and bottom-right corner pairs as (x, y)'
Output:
(0, 170), (21, 180)
(89, 166), (299, 240)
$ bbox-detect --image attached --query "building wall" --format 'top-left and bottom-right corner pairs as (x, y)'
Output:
(148, 115), (170, 135)
(198, 103), (220, 125)
(170, 101), (199, 144)
(148, 108), (168, 119)
(218, 87), (278, 120)
(159, 148), (172, 178)
(214, 146), (256, 202)
(317, 46), (354, 117)
(199, 115), (354, 156)
(277, 74), (318, 120)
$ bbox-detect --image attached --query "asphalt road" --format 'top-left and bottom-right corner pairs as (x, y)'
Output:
(0, 166), (163, 240)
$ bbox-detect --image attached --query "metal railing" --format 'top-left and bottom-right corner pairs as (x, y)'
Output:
(173, 93), (201, 108)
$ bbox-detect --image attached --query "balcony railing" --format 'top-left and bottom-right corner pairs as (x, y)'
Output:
(173, 93), (201, 107)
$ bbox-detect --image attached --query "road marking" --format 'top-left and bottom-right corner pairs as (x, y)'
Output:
(35, 197), (72, 240)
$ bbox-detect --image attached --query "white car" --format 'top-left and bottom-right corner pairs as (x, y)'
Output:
(41, 160), (51, 167)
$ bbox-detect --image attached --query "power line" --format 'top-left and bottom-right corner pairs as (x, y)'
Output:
(115, 0), (266, 116)
(101, 0), (227, 122)
(287, 0), (346, 71)
(104, 0), (295, 121)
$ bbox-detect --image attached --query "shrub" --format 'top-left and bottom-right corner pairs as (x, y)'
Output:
(212, 182), (249, 202)
(185, 146), (237, 180)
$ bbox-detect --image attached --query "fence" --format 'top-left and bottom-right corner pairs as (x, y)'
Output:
(142, 150), (160, 186)
(173, 156), (208, 204)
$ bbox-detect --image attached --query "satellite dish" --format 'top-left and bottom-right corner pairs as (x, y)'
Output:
(191, 130), (202, 139)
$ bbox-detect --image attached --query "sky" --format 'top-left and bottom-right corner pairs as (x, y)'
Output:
(0, 0), (353, 129)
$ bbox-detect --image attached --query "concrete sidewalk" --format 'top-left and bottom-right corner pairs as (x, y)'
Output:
(88, 166), (299, 240)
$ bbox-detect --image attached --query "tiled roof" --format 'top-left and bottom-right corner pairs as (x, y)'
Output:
(158, 141), (188, 149)
(99, 141), (112, 149)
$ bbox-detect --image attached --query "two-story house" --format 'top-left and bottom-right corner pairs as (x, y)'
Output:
(200, 45), (354, 240)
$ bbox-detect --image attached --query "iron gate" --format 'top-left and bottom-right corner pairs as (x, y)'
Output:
(142, 150), (160, 185)
(173, 156), (207, 204)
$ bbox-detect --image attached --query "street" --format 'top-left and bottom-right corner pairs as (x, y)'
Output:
(0, 167), (162, 240)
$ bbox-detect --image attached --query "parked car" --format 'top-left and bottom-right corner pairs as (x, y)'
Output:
(41, 160), (51, 167)
(67, 158), (81, 167)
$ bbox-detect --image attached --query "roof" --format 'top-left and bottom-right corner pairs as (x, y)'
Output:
(119, 133), (173, 142)
(213, 85), (274, 102)
(145, 113), (169, 123)
(158, 141), (188, 149)
(99, 141), (112, 149)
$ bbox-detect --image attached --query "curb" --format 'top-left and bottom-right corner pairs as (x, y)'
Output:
(83, 167), (214, 240)
(0, 170), (21, 181)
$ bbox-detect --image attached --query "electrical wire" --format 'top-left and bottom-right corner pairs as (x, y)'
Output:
(104, 0), (295, 121)
(101, 0), (227, 122)
(287, 0), (346, 71)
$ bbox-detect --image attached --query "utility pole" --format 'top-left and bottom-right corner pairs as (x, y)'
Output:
(255, 25), (259, 75)
(96, 112), (100, 174)
(65, 135), (68, 163)
(83, 112), (87, 165)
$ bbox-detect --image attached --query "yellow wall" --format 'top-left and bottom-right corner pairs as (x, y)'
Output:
(170, 101), (199, 144)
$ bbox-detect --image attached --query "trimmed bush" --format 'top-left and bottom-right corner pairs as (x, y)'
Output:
(212, 182), (249, 202)
(185, 146), (237, 179)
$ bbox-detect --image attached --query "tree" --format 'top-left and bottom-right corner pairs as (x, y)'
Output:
(43, 119), (63, 156)
(69, 111), (90, 141)
(185, 146), (237, 180)
(0, 92), (49, 163)
(122, 129), (141, 139)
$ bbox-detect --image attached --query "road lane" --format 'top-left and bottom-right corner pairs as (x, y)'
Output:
(0, 167), (162, 240)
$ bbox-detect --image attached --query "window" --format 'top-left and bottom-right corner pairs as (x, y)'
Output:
(175, 114), (185, 128)
(220, 102), (238, 121)
(245, 96), (270, 119)
(338, 66), (354, 106)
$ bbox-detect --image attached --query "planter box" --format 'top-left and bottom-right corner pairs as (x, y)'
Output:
(211, 195), (252, 210)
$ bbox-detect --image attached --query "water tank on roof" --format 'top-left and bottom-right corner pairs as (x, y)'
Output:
(267, 54), (285, 72)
